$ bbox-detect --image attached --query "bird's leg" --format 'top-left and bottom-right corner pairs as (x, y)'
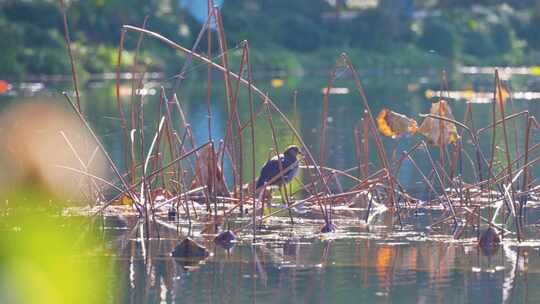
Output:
(278, 186), (294, 225)
(258, 187), (268, 223)
(257, 187), (273, 225)
(254, 188), (263, 217)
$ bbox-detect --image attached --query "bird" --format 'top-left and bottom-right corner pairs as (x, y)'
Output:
(256, 145), (303, 190)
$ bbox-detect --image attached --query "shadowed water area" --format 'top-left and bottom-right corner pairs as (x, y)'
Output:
(3, 67), (540, 303)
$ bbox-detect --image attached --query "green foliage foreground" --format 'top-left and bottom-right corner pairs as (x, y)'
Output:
(0, 187), (112, 304)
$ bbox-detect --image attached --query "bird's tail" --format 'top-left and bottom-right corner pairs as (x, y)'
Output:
(256, 177), (265, 190)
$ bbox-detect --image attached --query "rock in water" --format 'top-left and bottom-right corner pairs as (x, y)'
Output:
(478, 227), (500, 256)
(479, 227), (500, 247)
(171, 238), (209, 258)
(167, 207), (177, 220)
(214, 230), (237, 248)
(320, 222), (338, 233)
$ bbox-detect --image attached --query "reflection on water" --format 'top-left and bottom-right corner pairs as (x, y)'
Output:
(103, 212), (537, 304)
(3, 69), (540, 303)
(460, 66), (540, 77)
(425, 89), (540, 103)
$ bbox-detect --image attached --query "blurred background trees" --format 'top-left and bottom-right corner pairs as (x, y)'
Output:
(2, 0), (540, 79)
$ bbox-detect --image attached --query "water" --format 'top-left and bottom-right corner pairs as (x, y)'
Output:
(3, 67), (540, 303)
(102, 210), (539, 304)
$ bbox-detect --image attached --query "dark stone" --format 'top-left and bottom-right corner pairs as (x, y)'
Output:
(479, 243), (500, 257)
(171, 237), (209, 259)
(214, 230), (237, 249)
(167, 208), (177, 220)
(478, 227), (501, 256)
(104, 215), (128, 228)
(320, 222), (338, 233)
(283, 241), (297, 256)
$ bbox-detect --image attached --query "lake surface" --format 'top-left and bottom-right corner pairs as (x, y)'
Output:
(2, 66), (540, 303)
(101, 208), (540, 304)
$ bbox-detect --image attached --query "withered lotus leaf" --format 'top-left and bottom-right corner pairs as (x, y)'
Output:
(418, 100), (459, 146)
(377, 108), (418, 138)
(191, 144), (230, 197)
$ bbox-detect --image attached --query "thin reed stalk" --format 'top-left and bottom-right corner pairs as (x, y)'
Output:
(58, 0), (81, 111)
(341, 54), (396, 207)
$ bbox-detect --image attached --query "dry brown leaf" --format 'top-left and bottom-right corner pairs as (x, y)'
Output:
(190, 144), (230, 197)
(418, 100), (459, 146)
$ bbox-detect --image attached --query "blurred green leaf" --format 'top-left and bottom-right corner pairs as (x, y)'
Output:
(0, 188), (112, 304)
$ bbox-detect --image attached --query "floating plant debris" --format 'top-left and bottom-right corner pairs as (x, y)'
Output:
(214, 230), (237, 248)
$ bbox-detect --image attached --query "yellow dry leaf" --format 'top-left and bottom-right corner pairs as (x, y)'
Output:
(377, 108), (418, 139)
(418, 100), (459, 146)
(112, 194), (135, 206)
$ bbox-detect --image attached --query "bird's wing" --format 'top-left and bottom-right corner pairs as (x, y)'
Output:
(256, 158), (281, 188)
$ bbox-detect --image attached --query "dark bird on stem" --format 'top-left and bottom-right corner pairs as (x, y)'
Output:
(256, 145), (303, 189)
